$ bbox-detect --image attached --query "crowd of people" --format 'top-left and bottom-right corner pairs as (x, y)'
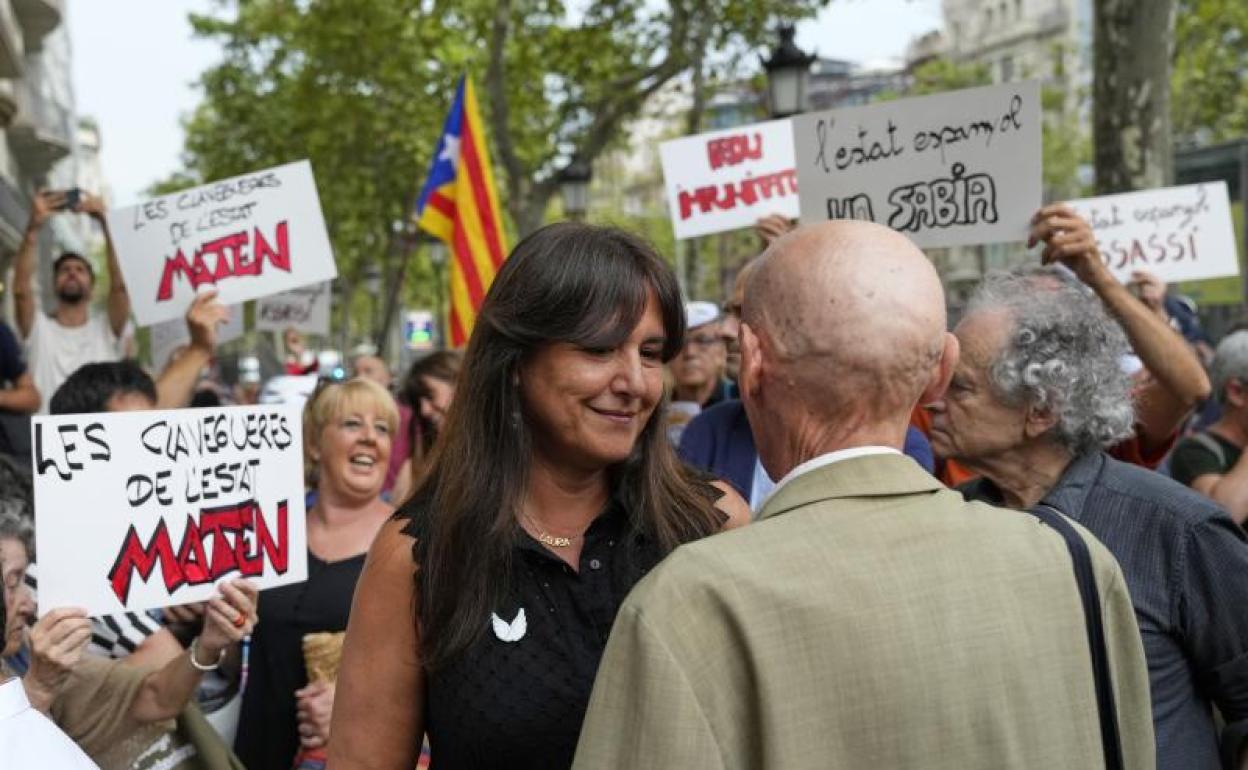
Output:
(0, 187), (1245, 770)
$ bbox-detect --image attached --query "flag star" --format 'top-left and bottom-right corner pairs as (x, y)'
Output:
(439, 135), (461, 165)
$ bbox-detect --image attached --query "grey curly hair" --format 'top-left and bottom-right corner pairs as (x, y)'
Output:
(1211, 331), (1248, 405)
(966, 266), (1136, 456)
(0, 508), (32, 561)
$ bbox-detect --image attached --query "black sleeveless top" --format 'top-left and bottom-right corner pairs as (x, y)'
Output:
(400, 488), (720, 769)
(234, 551), (365, 770)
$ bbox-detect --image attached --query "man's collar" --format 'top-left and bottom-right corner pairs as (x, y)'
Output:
(758, 452), (944, 522)
(961, 451), (1103, 517)
(1039, 451), (1104, 516)
(0, 677), (30, 721)
(769, 446), (901, 498)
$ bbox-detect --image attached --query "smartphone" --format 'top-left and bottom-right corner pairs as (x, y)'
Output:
(54, 188), (81, 211)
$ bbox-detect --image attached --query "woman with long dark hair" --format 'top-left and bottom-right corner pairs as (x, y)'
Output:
(391, 350), (462, 503)
(329, 223), (749, 769)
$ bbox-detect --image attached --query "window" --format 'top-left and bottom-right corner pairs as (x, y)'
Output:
(1001, 55), (1015, 82)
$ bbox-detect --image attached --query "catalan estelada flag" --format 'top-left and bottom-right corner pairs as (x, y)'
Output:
(415, 76), (508, 347)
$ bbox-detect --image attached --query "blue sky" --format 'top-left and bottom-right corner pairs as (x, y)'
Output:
(69, 0), (942, 207)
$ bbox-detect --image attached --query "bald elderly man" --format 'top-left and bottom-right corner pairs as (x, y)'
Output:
(573, 221), (1154, 769)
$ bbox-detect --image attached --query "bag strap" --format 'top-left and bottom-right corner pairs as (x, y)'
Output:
(1024, 503), (1125, 770)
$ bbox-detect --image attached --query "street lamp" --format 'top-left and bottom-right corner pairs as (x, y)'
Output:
(556, 160), (593, 221)
(428, 239), (448, 349)
(762, 25), (814, 118)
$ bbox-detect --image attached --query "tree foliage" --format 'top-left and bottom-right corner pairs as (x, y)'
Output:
(172, 0), (828, 342)
(1172, 0), (1248, 144)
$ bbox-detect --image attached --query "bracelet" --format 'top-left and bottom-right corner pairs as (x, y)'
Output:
(188, 638), (226, 672)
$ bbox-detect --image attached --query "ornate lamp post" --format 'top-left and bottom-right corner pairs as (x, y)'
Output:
(556, 160), (593, 221)
(763, 25), (815, 118)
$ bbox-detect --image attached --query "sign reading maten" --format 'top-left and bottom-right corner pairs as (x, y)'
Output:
(792, 81), (1042, 248)
(31, 404), (309, 617)
(1065, 182), (1240, 285)
(107, 160), (338, 326)
(659, 118), (798, 240)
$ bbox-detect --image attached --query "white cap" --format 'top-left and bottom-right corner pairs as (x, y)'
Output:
(685, 300), (720, 331)
(1119, 354), (1144, 376)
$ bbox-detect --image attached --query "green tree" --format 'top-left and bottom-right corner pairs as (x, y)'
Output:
(480, 0), (827, 235)
(176, 0), (455, 346)
(175, 0), (829, 343)
(1093, 0), (1176, 193)
(1171, 0), (1248, 144)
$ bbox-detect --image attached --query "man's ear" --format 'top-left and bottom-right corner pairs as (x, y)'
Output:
(1226, 379), (1247, 409)
(1024, 402), (1061, 440)
(919, 332), (959, 406)
(738, 322), (764, 404)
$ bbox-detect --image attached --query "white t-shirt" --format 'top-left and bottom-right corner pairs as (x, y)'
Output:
(23, 312), (123, 414)
(0, 677), (100, 769)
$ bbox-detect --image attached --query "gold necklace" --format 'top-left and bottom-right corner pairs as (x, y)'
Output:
(522, 511), (583, 549)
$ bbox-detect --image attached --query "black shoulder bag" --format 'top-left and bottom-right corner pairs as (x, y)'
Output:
(1024, 503), (1125, 770)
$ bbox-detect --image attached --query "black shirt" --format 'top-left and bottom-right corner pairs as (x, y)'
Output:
(0, 321), (29, 456)
(1169, 431), (1242, 488)
(234, 551), (365, 770)
(961, 452), (1248, 770)
(403, 492), (718, 770)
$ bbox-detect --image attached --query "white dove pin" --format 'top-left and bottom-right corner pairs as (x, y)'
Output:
(491, 608), (527, 643)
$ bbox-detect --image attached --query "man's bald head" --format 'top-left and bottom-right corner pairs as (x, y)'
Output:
(353, 354), (392, 389)
(742, 220), (950, 423)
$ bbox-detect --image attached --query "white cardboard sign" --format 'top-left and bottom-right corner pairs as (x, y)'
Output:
(659, 118), (799, 240)
(255, 281), (332, 335)
(107, 160), (338, 326)
(792, 81), (1042, 248)
(31, 405), (308, 617)
(149, 306), (246, 373)
(1065, 182), (1240, 284)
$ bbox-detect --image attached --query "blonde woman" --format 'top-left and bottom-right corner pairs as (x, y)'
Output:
(234, 378), (397, 770)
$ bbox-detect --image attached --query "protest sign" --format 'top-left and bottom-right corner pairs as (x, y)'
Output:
(256, 281), (332, 335)
(659, 119), (798, 240)
(792, 81), (1042, 248)
(1065, 182), (1240, 284)
(106, 160), (338, 326)
(31, 404), (308, 617)
(149, 304), (245, 372)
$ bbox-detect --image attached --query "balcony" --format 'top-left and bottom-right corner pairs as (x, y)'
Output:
(9, 75), (71, 174)
(10, 0), (60, 53)
(0, 0), (23, 77)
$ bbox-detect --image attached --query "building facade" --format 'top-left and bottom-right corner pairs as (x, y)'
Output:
(0, 0), (98, 313)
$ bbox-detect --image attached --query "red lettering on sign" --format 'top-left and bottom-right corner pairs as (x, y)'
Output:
(707, 133), (764, 170)
(107, 499), (290, 605)
(678, 169), (798, 221)
(156, 221), (292, 301)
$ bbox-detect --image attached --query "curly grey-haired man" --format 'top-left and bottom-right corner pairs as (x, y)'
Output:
(929, 253), (1248, 769)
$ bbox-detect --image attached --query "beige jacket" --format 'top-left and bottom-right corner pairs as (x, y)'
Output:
(574, 453), (1155, 769)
